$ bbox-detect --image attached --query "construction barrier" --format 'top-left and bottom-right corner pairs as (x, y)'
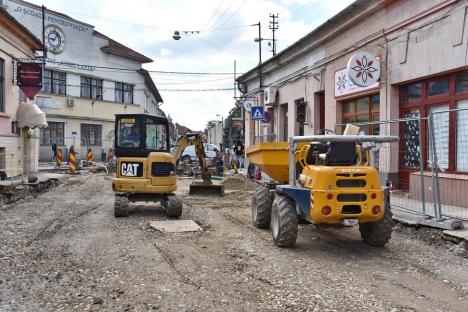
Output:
(87, 148), (93, 164)
(69, 150), (76, 173)
(108, 148), (113, 163)
(56, 148), (62, 167)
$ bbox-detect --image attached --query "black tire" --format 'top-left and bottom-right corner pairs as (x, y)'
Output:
(114, 194), (129, 218)
(252, 188), (273, 228)
(271, 195), (298, 248)
(163, 195), (182, 218)
(359, 201), (394, 247)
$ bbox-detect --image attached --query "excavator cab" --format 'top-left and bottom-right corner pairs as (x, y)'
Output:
(112, 114), (223, 219)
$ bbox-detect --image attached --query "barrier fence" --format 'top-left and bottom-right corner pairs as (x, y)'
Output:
(0, 152), (24, 181)
(39, 138), (115, 163)
(336, 107), (468, 222)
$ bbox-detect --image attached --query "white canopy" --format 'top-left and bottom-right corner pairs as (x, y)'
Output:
(16, 102), (47, 129)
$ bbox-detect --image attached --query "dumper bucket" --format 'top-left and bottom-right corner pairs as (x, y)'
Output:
(189, 182), (224, 196)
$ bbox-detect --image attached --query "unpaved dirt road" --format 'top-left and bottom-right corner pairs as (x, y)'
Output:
(1, 173), (468, 312)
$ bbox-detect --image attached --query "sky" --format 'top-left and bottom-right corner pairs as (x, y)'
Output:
(29, 0), (354, 130)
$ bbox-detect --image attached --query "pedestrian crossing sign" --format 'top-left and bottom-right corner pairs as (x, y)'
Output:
(251, 106), (265, 120)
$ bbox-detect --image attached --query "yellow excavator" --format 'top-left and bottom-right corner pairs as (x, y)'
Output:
(112, 113), (223, 218)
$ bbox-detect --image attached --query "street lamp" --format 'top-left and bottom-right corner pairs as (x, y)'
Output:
(172, 30), (200, 40)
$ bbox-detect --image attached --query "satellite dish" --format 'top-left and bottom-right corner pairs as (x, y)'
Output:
(346, 52), (380, 87)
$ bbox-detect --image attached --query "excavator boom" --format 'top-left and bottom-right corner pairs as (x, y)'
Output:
(172, 133), (224, 196)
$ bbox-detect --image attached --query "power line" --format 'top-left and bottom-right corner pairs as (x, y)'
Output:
(201, 0), (226, 31)
(155, 77), (233, 85)
(216, 0), (247, 29)
(38, 59), (241, 75)
(159, 88), (235, 92)
(60, 8), (248, 34)
(196, 37), (252, 57)
(208, 0), (236, 31)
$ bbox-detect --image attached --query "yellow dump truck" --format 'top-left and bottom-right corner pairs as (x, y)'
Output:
(246, 134), (399, 248)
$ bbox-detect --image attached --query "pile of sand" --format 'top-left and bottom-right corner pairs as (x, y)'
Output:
(222, 175), (257, 191)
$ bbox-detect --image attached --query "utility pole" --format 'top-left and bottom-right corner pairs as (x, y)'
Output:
(269, 13), (278, 56)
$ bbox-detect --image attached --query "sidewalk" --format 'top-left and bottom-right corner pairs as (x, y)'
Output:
(0, 171), (62, 206)
(392, 208), (468, 243)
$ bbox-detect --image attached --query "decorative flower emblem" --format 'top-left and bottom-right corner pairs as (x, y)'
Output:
(336, 73), (347, 91)
(351, 55), (378, 83)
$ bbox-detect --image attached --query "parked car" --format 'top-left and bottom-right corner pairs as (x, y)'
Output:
(180, 143), (220, 163)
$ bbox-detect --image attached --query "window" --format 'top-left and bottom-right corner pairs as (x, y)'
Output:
(81, 124), (102, 146)
(456, 100), (468, 171)
(115, 82), (133, 104)
(400, 83), (422, 102)
(399, 71), (468, 176)
(401, 110), (421, 169)
(80, 76), (102, 99)
(428, 78), (449, 96)
(456, 72), (468, 93)
(40, 122), (64, 146)
(342, 94), (380, 135)
(145, 118), (167, 150)
(0, 58), (4, 112)
(42, 69), (66, 95)
(117, 117), (140, 148)
(428, 105), (449, 170)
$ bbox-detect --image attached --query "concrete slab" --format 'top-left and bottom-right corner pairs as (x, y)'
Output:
(149, 220), (202, 233)
(444, 228), (468, 241)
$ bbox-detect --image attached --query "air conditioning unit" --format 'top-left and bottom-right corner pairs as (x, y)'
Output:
(263, 87), (277, 105)
(67, 97), (75, 107)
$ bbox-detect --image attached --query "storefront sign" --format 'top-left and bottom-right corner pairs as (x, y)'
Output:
(17, 62), (42, 100)
(334, 68), (379, 99)
(12, 4), (90, 32)
(347, 52), (381, 87)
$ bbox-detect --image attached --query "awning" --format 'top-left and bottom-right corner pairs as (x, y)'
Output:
(16, 102), (48, 128)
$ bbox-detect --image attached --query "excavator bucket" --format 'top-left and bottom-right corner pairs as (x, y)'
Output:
(189, 182), (224, 196)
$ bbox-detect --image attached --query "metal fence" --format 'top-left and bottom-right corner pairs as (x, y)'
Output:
(336, 107), (468, 222)
(0, 152), (24, 181)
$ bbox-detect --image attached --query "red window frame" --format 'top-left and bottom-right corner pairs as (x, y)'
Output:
(399, 72), (468, 174)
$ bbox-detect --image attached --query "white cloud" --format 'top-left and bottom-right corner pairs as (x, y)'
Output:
(30, 0), (354, 130)
(159, 48), (172, 56)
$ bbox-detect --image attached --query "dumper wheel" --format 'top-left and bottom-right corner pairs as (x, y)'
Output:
(252, 188), (272, 228)
(359, 201), (394, 247)
(114, 194), (129, 218)
(271, 195), (298, 248)
(163, 195), (182, 218)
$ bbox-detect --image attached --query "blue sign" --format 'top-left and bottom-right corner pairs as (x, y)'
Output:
(251, 106), (265, 120)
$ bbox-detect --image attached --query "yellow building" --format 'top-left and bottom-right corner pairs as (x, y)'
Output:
(4, 0), (164, 161)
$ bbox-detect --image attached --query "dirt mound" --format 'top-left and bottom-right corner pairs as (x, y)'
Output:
(222, 175), (257, 191)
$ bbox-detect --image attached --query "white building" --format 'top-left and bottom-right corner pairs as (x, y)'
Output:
(3, 0), (164, 161)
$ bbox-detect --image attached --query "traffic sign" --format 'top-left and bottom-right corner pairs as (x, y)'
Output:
(251, 106), (265, 120)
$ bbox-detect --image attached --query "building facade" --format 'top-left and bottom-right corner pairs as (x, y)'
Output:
(237, 0), (468, 193)
(0, 6), (43, 178)
(4, 0), (164, 161)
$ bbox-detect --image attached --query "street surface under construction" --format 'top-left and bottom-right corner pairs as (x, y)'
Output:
(1, 173), (468, 312)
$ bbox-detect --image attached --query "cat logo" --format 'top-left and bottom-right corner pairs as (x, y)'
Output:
(121, 162), (142, 177)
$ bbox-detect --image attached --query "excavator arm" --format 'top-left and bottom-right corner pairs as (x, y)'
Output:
(172, 133), (212, 184)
